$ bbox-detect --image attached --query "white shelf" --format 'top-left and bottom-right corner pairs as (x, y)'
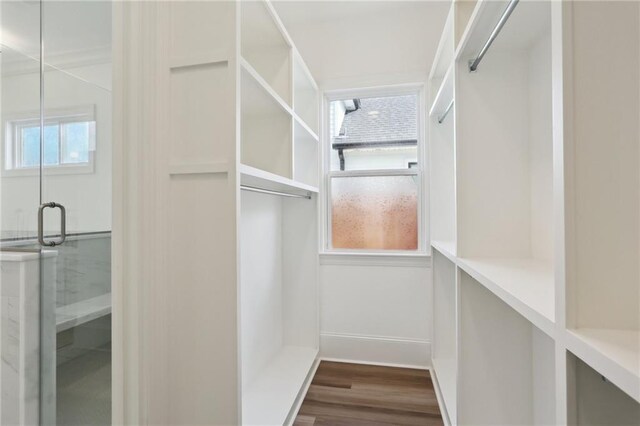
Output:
(456, 257), (555, 336)
(566, 328), (640, 403)
(56, 293), (111, 332)
(242, 346), (317, 426)
(240, 0), (292, 105)
(240, 163), (318, 194)
(293, 113), (318, 142)
(293, 120), (319, 188)
(293, 53), (319, 135)
(432, 357), (457, 424)
(428, 4), (454, 82)
(429, 64), (454, 119)
(241, 58), (292, 116)
(431, 240), (456, 263)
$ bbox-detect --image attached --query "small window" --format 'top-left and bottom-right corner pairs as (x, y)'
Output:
(326, 91), (423, 252)
(3, 106), (95, 175)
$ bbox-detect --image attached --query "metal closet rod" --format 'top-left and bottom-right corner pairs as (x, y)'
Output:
(438, 100), (454, 124)
(241, 185), (312, 199)
(468, 0), (520, 72)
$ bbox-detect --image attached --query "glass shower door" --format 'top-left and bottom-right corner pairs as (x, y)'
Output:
(1, 2), (49, 425)
(0, 1), (112, 424)
(41, 1), (112, 425)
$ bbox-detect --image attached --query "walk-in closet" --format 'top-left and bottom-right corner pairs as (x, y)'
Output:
(1, 0), (638, 425)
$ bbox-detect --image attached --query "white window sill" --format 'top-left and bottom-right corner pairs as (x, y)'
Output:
(2, 163), (95, 177)
(319, 251), (431, 267)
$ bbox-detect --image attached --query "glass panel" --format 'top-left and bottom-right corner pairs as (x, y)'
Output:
(44, 124), (60, 166)
(0, 1), (46, 424)
(21, 126), (41, 167)
(42, 1), (112, 425)
(329, 94), (419, 171)
(331, 175), (418, 250)
(62, 122), (90, 164)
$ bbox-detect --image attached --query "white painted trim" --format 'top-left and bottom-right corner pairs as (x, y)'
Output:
(320, 332), (430, 369)
(321, 84), (429, 255)
(430, 366), (453, 426)
(319, 357), (429, 372)
(319, 252), (430, 268)
(169, 50), (229, 70)
(168, 161), (229, 176)
(284, 358), (320, 426)
(0, 45), (112, 77)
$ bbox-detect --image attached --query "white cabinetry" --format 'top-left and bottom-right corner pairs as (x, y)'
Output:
(428, 0), (639, 423)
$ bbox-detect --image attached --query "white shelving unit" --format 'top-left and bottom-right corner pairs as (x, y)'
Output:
(241, 0), (292, 106)
(431, 249), (458, 425)
(458, 270), (555, 426)
(158, 1), (320, 424)
(239, 2), (320, 424)
(428, 0), (640, 424)
(563, 0), (640, 408)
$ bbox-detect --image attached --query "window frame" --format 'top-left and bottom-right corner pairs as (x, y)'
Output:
(321, 84), (429, 257)
(2, 105), (96, 177)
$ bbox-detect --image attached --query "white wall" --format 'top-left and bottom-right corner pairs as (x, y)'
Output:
(241, 191), (284, 387)
(1, 60), (112, 235)
(271, 1), (443, 369)
(319, 260), (431, 368)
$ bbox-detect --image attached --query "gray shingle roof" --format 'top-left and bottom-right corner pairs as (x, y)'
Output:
(337, 95), (418, 145)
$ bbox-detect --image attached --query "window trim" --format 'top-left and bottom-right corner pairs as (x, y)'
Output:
(321, 84), (429, 257)
(2, 105), (96, 177)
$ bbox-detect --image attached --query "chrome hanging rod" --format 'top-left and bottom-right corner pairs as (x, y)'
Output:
(468, 0), (520, 72)
(240, 185), (312, 199)
(438, 100), (454, 124)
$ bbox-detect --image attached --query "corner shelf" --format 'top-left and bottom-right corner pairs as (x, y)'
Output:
(456, 257), (555, 337)
(240, 164), (318, 195)
(431, 241), (456, 263)
(565, 328), (640, 403)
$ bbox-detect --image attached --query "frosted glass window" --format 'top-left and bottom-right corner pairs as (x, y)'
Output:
(331, 176), (418, 250)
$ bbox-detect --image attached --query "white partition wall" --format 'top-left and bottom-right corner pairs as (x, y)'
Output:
(116, 1), (320, 424)
(428, 0), (640, 423)
(563, 0), (640, 407)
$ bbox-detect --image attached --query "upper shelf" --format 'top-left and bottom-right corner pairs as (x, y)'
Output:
(456, 0), (551, 62)
(240, 164), (318, 195)
(429, 64), (454, 120)
(429, 4), (455, 82)
(241, 0), (292, 106)
(293, 53), (319, 135)
(242, 58), (292, 116)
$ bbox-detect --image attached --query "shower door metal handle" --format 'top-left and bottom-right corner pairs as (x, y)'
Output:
(38, 202), (66, 247)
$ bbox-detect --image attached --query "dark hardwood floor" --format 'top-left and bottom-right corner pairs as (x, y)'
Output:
(294, 361), (444, 426)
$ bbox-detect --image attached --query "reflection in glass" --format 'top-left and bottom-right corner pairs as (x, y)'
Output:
(331, 175), (418, 250)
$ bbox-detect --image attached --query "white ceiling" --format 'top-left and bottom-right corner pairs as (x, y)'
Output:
(273, 0), (451, 88)
(1, 1), (111, 60)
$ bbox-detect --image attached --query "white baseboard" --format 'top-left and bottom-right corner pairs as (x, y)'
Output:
(430, 366), (452, 426)
(320, 332), (431, 369)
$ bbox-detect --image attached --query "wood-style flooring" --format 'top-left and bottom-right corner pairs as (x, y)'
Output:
(294, 361), (443, 426)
